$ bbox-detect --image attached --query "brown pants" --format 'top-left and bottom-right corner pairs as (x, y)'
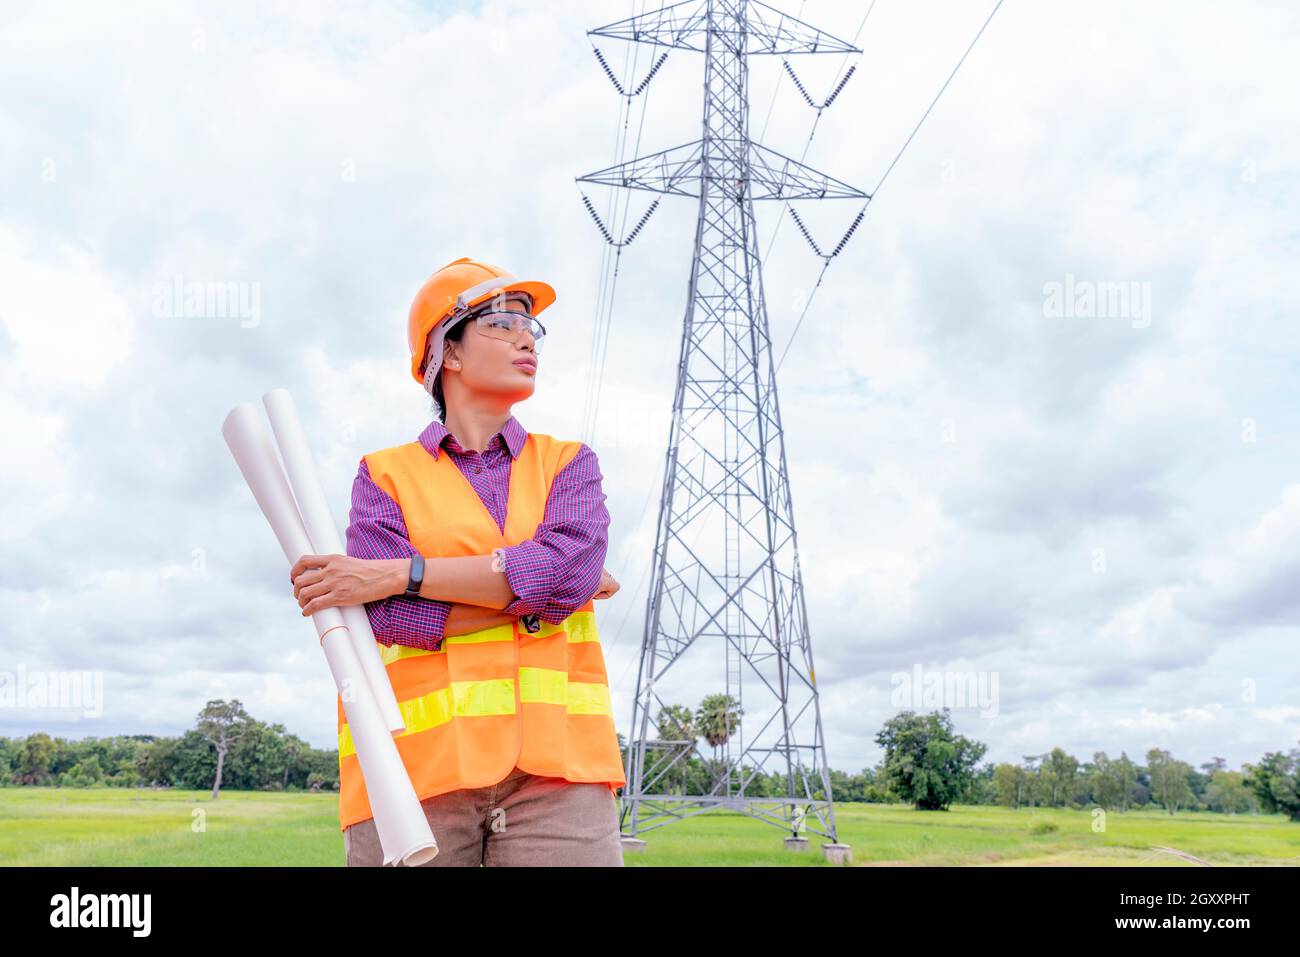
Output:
(344, 765), (624, 867)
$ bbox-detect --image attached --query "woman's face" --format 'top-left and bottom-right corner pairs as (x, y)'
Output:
(443, 296), (538, 406)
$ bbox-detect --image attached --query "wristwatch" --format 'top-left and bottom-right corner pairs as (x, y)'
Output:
(403, 553), (425, 598)
(520, 613), (541, 634)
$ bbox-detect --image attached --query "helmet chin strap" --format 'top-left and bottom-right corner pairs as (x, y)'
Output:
(422, 337), (444, 397)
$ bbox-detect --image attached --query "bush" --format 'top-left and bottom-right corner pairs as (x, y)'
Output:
(108, 769), (142, 788)
(59, 757), (104, 788)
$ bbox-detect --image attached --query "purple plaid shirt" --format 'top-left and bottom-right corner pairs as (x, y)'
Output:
(344, 415), (610, 652)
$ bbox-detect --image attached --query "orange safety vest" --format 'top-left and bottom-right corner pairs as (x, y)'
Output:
(336, 431), (626, 830)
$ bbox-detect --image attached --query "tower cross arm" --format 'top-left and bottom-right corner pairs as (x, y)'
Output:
(590, 0), (861, 56)
(748, 141), (869, 200)
(575, 139), (706, 197)
(575, 139), (868, 201)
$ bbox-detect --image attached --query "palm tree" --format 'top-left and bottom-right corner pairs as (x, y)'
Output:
(695, 694), (743, 791)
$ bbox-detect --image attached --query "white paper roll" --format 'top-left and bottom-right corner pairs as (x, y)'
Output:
(261, 387), (406, 736)
(222, 402), (437, 866)
(319, 628), (437, 866)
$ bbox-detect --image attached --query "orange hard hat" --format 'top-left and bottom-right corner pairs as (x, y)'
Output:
(408, 256), (556, 392)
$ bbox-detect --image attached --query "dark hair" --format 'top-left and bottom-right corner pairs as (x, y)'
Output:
(430, 316), (471, 423)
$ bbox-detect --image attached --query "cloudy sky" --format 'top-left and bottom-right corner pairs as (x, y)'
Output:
(1, 0), (1296, 776)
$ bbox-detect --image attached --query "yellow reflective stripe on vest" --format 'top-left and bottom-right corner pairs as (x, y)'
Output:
(518, 667), (613, 716)
(338, 667), (613, 758)
(566, 678), (615, 716)
(376, 612), (598, 665)
(563, 611), (599, 643)
(530, 610), (597, 642)
(378, 622), (515, 666)
(518, 666), (565, 705)
(338, 677), (516, 759)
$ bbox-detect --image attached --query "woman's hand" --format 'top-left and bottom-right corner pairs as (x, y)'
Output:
(593, 567), (620, 600)
(290, 553), (403, 616)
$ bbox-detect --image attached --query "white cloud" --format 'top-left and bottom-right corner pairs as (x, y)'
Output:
(1182, 484), (1300, 627)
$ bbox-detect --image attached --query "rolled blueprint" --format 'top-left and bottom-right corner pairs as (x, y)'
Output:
(222, 402), (437, 866)
(261, 387), (406, 736)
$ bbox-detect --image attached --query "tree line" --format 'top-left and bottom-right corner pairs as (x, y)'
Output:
(0, 700), (339, 797)
(626, 699), (1299, 819)
(3, 697), (1297, 820)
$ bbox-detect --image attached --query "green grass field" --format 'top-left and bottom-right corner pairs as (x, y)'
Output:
(1, 788), (1296, 866)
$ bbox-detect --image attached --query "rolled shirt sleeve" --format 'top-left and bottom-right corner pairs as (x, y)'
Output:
(345, 459), (452, 651)
(497, 443), (611, 623)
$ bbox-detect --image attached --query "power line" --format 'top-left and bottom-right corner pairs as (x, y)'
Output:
(773, 0), (1006, 375)
(760, 0), (875, 269)
(582, 0), (648, 446)
(582, 0), (662, 446)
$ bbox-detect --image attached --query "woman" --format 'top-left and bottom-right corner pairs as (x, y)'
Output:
(288, 256), (627, 866)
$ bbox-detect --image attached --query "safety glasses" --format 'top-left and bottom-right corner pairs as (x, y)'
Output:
(468, 309), (547, 354)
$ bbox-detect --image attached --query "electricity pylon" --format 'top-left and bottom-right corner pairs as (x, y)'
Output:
(577, 0), (865, 862)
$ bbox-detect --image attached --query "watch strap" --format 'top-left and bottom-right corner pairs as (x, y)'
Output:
(403, 553), (425, 598)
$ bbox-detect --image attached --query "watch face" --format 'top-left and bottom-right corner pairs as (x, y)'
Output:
(406, 554), (424, 596)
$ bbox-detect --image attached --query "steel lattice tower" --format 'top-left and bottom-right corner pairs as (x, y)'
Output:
(577, 0), (866, 858)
